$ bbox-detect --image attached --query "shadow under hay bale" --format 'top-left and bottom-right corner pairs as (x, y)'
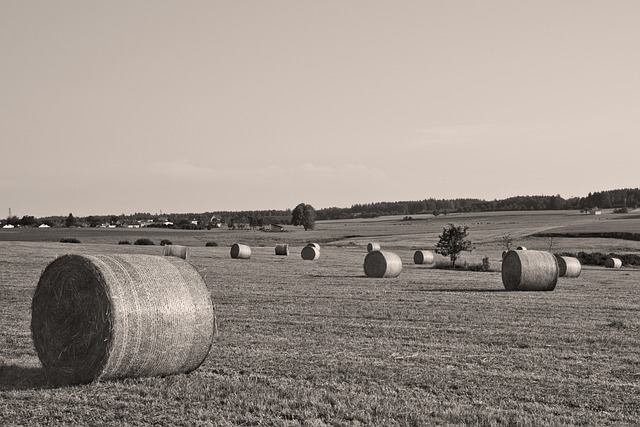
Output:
(275, 244), (289, 256)
(301, 245), (320, 260)
(230, 243), (251, 259)
(364, 250), (402, 278)
(501, 250), (558, 291)
(605, 257), (622, 268)
(30, 254), (215, 384)
(413, 250), (435, 266)
(366, 242), (381, 252)
(163, 244), (189, 260)
(557, 256), (581, 278)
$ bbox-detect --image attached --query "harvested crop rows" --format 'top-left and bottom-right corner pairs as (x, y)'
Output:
(1, 212), (639, 425)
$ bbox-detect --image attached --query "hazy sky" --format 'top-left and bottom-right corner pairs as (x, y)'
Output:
(2, 1), (639, 217)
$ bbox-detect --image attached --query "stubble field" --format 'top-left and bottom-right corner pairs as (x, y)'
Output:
(1, 211), (639, 426)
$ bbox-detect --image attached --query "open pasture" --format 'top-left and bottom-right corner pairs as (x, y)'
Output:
(1, 211), (639, 425)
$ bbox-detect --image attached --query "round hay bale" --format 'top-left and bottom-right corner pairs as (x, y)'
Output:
(230, 243), (251, 259)
(163, 244), (189, 260)
(605, 257), (622, 268)
(306, 242), (320, 251)
(413, 250), (435, 266)
(301, 246), (320, 260)
(366, 242), (381, 252)
(557, 256), (581, 278)
(501, 250), (558, 291)
(31, 254), (215, 384)
(516, 246), (527, 251)
(274, 244), (289, 256)
(364, 250), (402, 278)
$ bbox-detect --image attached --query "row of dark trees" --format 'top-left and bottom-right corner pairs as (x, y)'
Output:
(315, 188), (640, 220)
(4, 188), (637, 229)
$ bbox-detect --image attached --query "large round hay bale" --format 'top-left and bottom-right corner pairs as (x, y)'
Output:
(301, 246), (320, 260)
(163, 244), (189, 260)
(364, 250), (403, 278)
(501, 250), (558, 291)
(413, 250), (435, 266)
(557, 256), (581, 278)
(366, 242), (381, 252)
(605, 257), (622, 268)
(275, 244), (289, 256)
(230, 243), (251, 259)
(31, 254), (215, 384)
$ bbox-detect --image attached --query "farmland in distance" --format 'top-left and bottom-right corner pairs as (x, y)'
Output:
(1, 210), (639, 425)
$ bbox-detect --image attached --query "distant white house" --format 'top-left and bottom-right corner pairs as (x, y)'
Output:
(38, 224), (50, 228)
(582, 207), (602, 215)
(2, 224), (15, 229)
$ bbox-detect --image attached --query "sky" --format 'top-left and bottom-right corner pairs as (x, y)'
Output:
(1, 1), (639, 218)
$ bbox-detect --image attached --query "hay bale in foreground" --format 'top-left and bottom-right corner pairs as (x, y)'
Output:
(557, 256), (581, 278)
(364, 250), (402, 278)
(366, 242), (381, 252)
(31, 254), (215, 384)
(301, 246), (320, 260)
(163, 244), (189, 260)
(230, 243), (251, 259)
(274, 244), (289, 256)
(413, 250), (435, 266)
(605, 257), (622, 268)
(501, 250), (558, 291)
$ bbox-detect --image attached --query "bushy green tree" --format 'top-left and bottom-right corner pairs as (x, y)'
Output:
(291, 203), (305, 227)
(65, 213), (76, 228)
(435, 223), (473, 268)
(292, 203), (316, 230)
(20, 215), (37, 227)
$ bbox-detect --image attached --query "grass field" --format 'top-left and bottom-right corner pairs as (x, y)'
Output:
(1, 211), (639, 425)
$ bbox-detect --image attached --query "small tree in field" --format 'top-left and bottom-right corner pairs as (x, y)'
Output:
(500, 233), (513, 251)
(435, 223), (473, 268)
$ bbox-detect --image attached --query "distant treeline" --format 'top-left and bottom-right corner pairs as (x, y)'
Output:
(4, 188), (640, 228)
(315, 188), (640, 220)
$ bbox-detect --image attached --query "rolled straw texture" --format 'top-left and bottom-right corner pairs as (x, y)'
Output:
(557, 256), (581, 278)
(367, 242), (381, 252)
(501, 250), (558, 291)
(163, 244), (189, 260)
(230, 243), (251, 259)
(364, 250), (403, 278)
(31, 254), (215, 384)
(301, 246), (320, 260)
(413, 250), (435, 266)
(605, 257), (622, 268)
(275, 244), (289, 256)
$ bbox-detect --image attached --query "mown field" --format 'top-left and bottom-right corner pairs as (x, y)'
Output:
(1, 211), (639, 426)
